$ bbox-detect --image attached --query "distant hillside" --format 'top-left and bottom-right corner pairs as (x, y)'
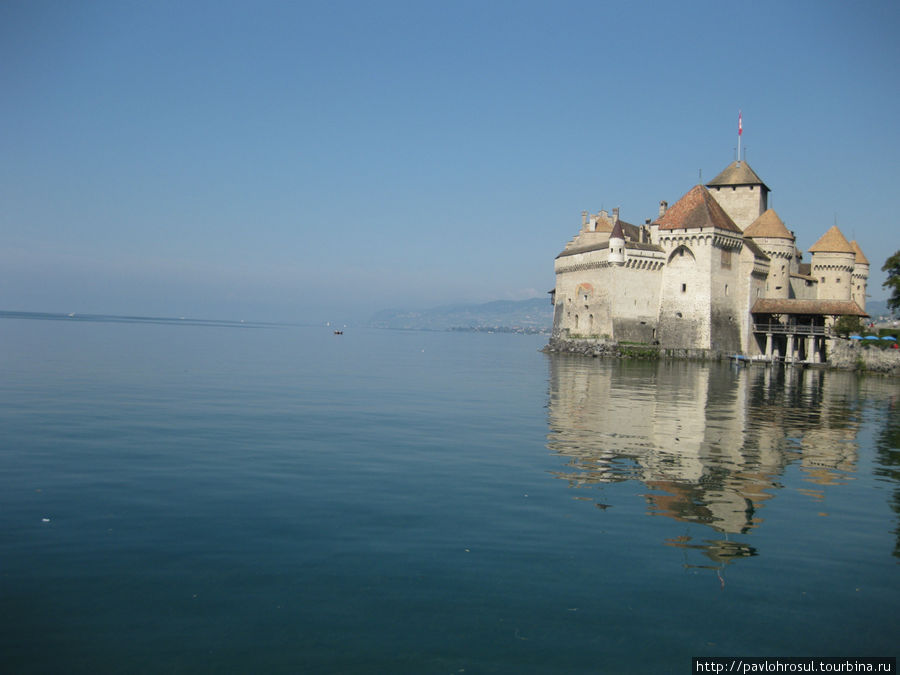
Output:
(369, 297), (553, 333)
(867, 299), (896, 320)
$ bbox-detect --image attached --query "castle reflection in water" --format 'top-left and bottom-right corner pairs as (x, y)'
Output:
(545, 357), (899, 570)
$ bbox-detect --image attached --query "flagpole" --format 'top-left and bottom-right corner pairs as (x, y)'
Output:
(737, 111), (742, 164)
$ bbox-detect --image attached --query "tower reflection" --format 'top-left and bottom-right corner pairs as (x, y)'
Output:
(545, 357), (882, 572)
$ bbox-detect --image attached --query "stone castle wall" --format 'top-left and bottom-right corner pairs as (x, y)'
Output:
(550, 161), (868, 357)
(827, 340), (900, 376)
(811, 251), (854, 300)
(707, 185), (766, 230)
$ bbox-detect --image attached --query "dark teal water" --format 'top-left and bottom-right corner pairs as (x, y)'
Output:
(1, 316), (897, 673)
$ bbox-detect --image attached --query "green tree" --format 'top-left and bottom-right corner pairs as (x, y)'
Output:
(833, 315), (862, 337)
(884, 250), (900, 313)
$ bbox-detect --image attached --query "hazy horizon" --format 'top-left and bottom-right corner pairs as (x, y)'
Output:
(2, 1), (898, 323)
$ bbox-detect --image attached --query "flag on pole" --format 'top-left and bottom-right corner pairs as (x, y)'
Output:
(738, 111), (743, 136)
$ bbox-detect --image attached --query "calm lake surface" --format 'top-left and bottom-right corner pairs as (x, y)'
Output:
(1, 315), (897, 673)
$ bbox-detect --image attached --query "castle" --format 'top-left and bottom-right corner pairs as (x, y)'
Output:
(550, 159), (869, 361)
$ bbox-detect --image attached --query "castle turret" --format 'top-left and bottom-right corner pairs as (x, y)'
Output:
(706, 161), (769, 230)
(743, 209), (794, 299)
(808, 226), (855, 301)
(849, 240), (869, 311)
(609, 220), (626, 266)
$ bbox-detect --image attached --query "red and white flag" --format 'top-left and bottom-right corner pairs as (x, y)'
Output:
(738, 111), (743, 136)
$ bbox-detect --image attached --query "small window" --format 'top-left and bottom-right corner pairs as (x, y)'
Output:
(725, 284), (729, 296)
(821, 277), (825, 283)
(681, 283), (687, 293)
(676, 312), (683, 318)
(836, 277), (841, 283)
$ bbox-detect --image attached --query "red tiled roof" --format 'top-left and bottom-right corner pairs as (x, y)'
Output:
(850, 240), (869, 265)
(808, 226), (854, 254)
(743, 210), (793, 240)
(706, 161), (769, 189)
(655, 185), (742, 233)
(751, 298), (868, 317)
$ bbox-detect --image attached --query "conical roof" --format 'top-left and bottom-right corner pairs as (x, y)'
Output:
(610, 220), (625, 240)
(655, 185), (742, 233)
(706, 161), (769, 189)
(850, 240), (869, 265)
(743, 209), (794, 240)
(808, 225), (854, 254)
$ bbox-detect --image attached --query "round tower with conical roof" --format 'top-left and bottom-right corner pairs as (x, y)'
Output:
(743, 209), (794, 299)
(608, 219), (626, 266)
(849, 240), (869, 311)
(808, 226), (855, 301)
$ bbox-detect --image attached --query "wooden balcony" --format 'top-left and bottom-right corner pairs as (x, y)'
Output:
(752, 322), (832, 337)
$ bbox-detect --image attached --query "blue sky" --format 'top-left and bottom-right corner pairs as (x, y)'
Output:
(2, 0), (898, 322)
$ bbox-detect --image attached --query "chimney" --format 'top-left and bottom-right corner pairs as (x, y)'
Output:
(658, 200), (668, 218)
(582, 210), (588, 227)
(612, 207), (619, 224)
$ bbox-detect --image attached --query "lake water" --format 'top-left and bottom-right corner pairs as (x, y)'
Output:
(1, 314), (897, 673)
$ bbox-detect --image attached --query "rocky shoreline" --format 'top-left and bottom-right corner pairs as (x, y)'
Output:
(827, 340), (900, 376)
(543, 336), (900, 376)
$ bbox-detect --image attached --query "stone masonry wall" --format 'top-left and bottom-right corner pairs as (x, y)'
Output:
(827, 339), (900, 376)
(707, 185), (766, 230)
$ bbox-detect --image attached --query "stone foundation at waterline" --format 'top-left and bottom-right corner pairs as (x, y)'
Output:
(828, 340), (900, 376)
(542, 337), (726, 362)
(543, 336), (900, 376)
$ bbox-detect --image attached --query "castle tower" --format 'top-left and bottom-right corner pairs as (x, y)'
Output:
(808, 226), (855, 301)
(609, 220), (626, 266)
(706, 161), (769, 230)
(654, 185), (745, 351)
(849, 240), (869, 311)
(743, 209), (794, 299)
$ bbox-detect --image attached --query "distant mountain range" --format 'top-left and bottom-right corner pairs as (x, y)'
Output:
(867, 299), (896, 320)
(369, 297), (553, 333)
(369, 296), (895, 333)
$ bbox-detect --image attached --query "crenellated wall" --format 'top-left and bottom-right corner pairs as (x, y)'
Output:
(811, 251), (855, 300)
